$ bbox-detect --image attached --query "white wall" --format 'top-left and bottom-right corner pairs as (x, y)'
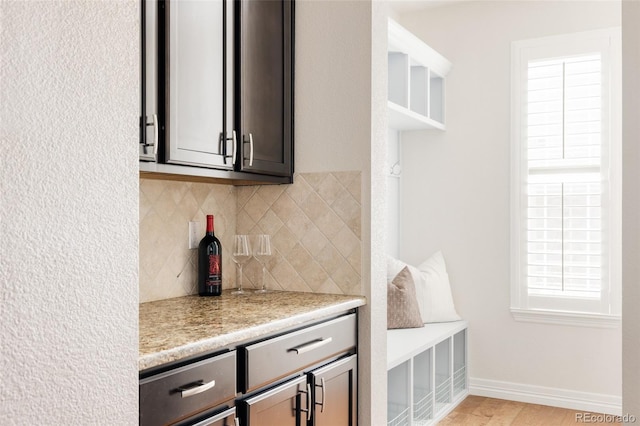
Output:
(387, 129), (401, 257)
(295, 1), (388, 423)
(0, 1), (139, 423)
(397, 1), (622, 411)
(295, 0), (371, 174)
(622, 0), (640, 419)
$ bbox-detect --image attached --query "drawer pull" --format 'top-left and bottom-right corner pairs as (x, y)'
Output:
(289, 337), (333, 355)
(177, 379), (216, 398)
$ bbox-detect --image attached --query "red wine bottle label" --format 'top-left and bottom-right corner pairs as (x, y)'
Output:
(207, 254), (221, 286)
(208, 254), (220, 275)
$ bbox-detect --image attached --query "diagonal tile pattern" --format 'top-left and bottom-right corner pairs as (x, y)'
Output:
(139, 172), (362, 302)
(236, 172), (362, 295)
(139, 179), (237, 303)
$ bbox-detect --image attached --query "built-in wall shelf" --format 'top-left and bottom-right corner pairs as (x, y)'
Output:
(387, 321), (468, 425)
(388, 18), (452, 131)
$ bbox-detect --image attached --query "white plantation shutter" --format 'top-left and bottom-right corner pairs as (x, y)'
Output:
(526, 55), (602, 299)
(511, 30), (621, 321)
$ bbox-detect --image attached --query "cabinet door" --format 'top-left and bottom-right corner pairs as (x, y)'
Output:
(140, 0), (159, 162)
(241, 375), (308, 426)
(164, 0), (234, 169)
(187, 407), (238, 426)
(236, 0), (293, 177)
(309, 355), (357, 426)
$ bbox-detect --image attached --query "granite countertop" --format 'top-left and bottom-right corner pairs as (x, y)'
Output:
(139, 290), (366, 371)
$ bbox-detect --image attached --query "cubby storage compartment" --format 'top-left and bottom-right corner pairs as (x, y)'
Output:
(412, 349), (433, 424)
(387, 18), (452, 131)
(387, 321), (468, 425)
(388, 53), (409, 109)
(453, 329), (467, 398)
(388, 361), (411, 426)
(434, 340), (451, 415)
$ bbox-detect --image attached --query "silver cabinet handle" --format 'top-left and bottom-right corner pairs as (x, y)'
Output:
(289, 337), (333, 355)
(248, 133), (254, 166)
(298, 383), (311, 422)
(178, 379), (216, 398)
(232, 130), (237, 164)
(152, 114), (158, 155)
(234, 417), (240, 426)
(141, 114), (158, 155)
(306, 383), (312, 421)
(316, 377), (326, 413)
(223, 131), (237, 164)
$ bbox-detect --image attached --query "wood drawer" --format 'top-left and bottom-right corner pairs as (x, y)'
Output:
(140, 351), (236, 426)
(242, 314), (356, 392)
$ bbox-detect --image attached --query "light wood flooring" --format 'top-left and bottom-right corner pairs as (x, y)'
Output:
(438, 395), (621, 425)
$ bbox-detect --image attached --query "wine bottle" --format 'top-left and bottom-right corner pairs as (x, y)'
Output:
(198, 215), (222, 296)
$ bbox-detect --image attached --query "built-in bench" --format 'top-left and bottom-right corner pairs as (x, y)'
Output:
(387, 320), (469, 425)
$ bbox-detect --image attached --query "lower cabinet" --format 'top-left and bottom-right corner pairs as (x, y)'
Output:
(387, 321), (468, 426)
(237, 354), (357, 426)
(139, 351), (237, 426)
(240, 375), (307, 425)
(188, 407), (238, 426)
(139, 312), (358, 426)
(237, 313), (358, 426)
(308, 355), (357, 426)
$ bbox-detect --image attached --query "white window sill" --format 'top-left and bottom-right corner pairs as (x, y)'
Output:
(510, 308), (621, 328)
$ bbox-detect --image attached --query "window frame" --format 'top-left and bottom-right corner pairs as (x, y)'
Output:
(510, 28), (622, 327)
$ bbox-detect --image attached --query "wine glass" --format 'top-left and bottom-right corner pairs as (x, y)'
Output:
(231, 235), (251, 294)
(253, 234), (272, 293)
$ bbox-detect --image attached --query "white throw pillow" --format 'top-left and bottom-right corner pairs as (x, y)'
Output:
(386, 252), (461, 323)
(417, 251), (461, 323)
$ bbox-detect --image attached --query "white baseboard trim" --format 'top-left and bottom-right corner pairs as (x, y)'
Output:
(469, 377), (622, 416)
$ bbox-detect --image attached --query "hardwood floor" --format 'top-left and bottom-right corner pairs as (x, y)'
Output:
(438, 395), (621, 425)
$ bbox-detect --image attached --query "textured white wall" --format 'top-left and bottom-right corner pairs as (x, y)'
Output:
(397, 0), (622, 406)
(387, 129), (401, 257)
(1, 1), (139, 423)
(622, 0), (640, 419)
(370, 3), (391, 424)
(295, 0), (371, 173)
(295, 1), (387, 423)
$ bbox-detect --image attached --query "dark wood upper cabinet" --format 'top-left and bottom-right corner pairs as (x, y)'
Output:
(140, 0), (159, 162)
(140, 0), (293, 184)
(235, 0), (294, 178)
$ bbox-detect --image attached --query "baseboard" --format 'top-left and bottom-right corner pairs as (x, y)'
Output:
(469, 377), (622, 416)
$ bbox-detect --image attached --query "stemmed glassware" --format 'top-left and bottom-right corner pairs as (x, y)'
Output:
(253, 234), (272, 293)
(231, 235), (252, 295)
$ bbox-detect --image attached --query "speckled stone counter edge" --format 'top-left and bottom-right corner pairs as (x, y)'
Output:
(139, 292), (366, 371)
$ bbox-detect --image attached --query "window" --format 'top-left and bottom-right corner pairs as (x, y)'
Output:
(511, 29), (621, 326)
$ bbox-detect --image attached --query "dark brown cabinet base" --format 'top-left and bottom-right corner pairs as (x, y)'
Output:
(309, 355), (357, 426)
(236, 314), (357, 425)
